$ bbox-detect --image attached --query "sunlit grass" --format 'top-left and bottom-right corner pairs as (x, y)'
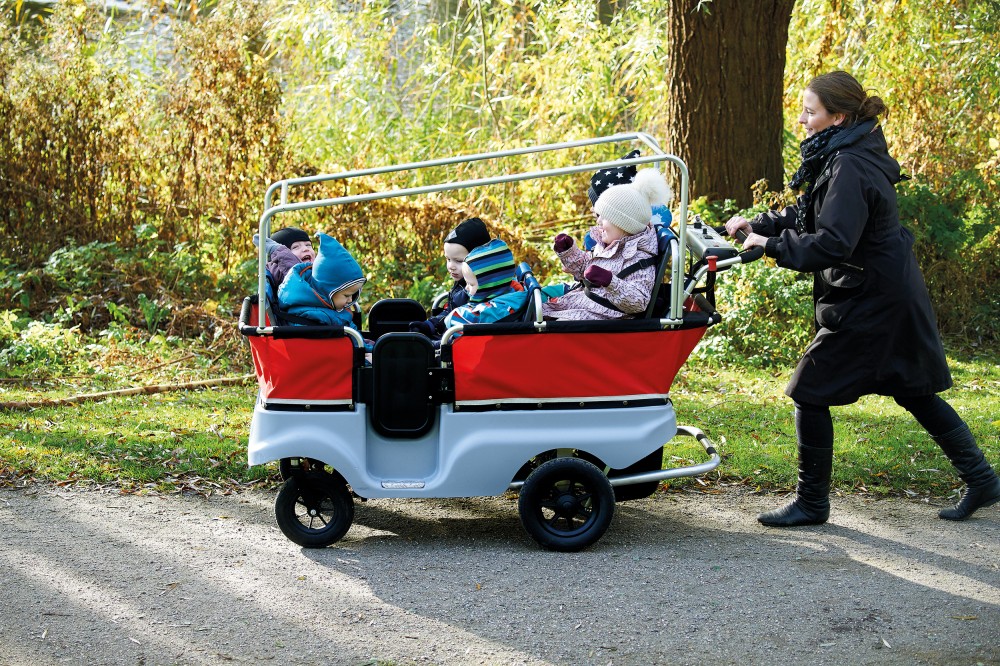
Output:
(0, 383), (271, 493)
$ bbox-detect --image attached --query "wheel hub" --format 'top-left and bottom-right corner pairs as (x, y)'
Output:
(556, 493), (579, 516)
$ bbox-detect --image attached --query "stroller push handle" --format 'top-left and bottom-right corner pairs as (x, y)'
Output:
(715, 226), (765, 264)
(735, 229), (765, 264)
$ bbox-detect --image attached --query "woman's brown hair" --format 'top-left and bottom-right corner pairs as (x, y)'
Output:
(807, 71), (889, 126)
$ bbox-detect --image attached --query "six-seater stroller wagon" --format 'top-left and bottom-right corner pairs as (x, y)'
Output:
(239, 133), (761, 551)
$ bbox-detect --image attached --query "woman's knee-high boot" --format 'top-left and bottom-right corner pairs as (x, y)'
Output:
(934, 425), (1000, 521)
(757, 444), (832, 527)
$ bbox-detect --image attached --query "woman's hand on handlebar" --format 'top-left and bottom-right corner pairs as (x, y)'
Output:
(724, 216), (766, 250)
(724, 215), (752, 238)
(740, 232), (768, 250)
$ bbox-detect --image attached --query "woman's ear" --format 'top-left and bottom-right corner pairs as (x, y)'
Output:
(833, 113), (847, 126)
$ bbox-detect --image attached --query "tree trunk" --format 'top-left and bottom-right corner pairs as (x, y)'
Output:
(664, 0), (796, 207)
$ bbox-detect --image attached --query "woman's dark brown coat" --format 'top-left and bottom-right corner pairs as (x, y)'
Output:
(752, 126), (951, 406)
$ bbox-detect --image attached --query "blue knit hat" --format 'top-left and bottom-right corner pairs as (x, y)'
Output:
(465, 239), (515, 303)
(311, 233), (366, 302)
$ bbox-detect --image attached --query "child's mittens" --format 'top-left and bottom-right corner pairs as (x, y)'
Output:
(252, 233), (281, 258)
(584, 264), (613, 288)
(408, 320), (436, 337)
(553, 233), (575, 253)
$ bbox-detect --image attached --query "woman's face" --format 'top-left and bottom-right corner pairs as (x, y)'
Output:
(798, 88), (846, 138)
(444, 243), (471, 281)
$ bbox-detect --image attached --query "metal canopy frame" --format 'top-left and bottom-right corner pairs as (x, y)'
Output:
(255, 132), (691, 328)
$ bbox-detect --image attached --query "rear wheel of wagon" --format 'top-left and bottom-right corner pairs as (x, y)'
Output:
(275, 472), (354, 548)
(518, 457), (615, 552)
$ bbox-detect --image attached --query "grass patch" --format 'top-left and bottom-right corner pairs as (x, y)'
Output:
(0, 333), (273, 494)
(1, 336), (996, 499)
(0, 382), (271, 494)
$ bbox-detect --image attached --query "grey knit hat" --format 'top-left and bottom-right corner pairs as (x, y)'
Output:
(594, 186), (651, 235)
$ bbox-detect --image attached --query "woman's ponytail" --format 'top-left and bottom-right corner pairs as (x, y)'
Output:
(859, 94), (889, 122)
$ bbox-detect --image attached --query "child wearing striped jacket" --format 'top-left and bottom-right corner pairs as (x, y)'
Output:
(442, 239), (526, 328)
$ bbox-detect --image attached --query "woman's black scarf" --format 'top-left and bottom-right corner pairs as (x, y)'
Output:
(788, 119), (876, 233)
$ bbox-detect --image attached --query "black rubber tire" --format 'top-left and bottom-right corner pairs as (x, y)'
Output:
(274, 473), (354, 548)
(518, 457), (615, 552)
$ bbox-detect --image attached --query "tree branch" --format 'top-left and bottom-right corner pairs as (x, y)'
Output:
(0, 375), (254, 411)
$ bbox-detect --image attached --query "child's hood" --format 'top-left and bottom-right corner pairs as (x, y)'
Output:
(465, 239), (515, 303)
(311, 233), (366, 298)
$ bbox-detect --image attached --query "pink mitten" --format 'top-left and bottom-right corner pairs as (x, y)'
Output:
(553, 233), (574, 253)
(584, 264), (613, 288)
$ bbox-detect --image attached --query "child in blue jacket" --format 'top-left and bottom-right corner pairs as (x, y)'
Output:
(278, 233), (366, 329)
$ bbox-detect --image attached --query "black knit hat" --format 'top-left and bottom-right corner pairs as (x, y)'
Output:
(587, 149), (640, 205)
(444, 217), (491, 252)
(269, 227), (311, 249)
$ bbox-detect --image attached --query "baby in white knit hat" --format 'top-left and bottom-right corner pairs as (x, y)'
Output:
(542, 168), (672, 321)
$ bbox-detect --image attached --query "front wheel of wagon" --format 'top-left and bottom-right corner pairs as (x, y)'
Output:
(275, 473), (354, 548)
(518, 457), (615, 552)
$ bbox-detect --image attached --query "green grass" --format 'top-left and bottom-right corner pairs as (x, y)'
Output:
(0, 382), (270, 493)
(1, 339), (996, 499)
(0, 334), (272, 493)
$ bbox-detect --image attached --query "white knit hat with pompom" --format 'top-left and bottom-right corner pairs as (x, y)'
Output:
(593, 168), (673, 236)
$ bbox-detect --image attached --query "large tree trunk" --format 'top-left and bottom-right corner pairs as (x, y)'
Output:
(664, 1), (796, 207)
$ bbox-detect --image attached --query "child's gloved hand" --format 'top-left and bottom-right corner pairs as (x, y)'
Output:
(252, 233), (281, 258)
(553, 233), (574, 253)
(408, 320), (436, 337)
(584, 264), (613, 288)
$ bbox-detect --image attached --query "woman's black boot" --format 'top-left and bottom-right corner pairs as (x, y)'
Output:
(934, 425), (1000, 521)
(758, 444), (832, 527)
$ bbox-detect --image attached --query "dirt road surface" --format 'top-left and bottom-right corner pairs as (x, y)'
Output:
(1, 486), (998, 666)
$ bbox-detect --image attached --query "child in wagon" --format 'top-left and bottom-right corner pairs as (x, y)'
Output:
(442, 239), (528, 328)
(253, 226), (316, 292)
(542, 168), (672, 321)
(278, 232), (366, 329)
(408, 216), (492, 340)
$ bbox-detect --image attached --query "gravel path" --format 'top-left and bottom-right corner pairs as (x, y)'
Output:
(1, 486), (998, 666)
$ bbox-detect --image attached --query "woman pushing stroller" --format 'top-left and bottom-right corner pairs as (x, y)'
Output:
(727, 70), (999, 526)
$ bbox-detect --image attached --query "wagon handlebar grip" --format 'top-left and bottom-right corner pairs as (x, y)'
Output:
(739, 245), (765, 263)
(715, 226), (764, 263)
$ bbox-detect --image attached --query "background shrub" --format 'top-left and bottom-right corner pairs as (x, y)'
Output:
(2, 0), (996, 345)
